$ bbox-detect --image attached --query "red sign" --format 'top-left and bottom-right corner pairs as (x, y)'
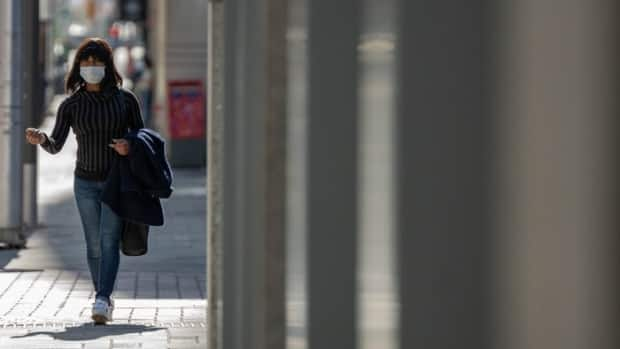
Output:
(167, 80), (206, 139)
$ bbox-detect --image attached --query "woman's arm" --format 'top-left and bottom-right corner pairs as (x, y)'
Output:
(112, 90), (145, 156)
(125, 89), (145, 131)
(40, 99), (72, 154)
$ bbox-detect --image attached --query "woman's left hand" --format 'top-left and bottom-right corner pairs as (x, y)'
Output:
(110, 138), (130, 156)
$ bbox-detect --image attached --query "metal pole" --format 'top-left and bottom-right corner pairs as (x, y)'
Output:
(22, 0), (39, 229)
(0, 0), (25, 248)
(207, 0), (225, 347)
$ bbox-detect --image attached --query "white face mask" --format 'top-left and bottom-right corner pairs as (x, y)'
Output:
(80, 66), (105, 84)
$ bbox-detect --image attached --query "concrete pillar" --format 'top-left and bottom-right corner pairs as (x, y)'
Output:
(218, 0), (288, 348)
(395, 1), (491, 348)
(22, 0), (40, 229)
(263, 0), (288, 347)
(492, 1), (620, 348)
(357, 0), (399, 347)
(207, 0), (224, 347)
(306, 1), (360, 349)
(0, 0), (25, 247)
(395, 1), (620, 349)
(285, 0), (309, 348)
(220, 1), (246, 346)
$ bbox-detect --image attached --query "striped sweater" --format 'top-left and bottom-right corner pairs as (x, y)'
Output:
(41, 87), (145, 181)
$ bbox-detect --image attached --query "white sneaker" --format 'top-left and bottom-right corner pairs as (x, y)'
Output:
(92, 298), (114, 324)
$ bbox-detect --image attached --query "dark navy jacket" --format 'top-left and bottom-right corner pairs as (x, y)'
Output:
(102, 128), (173, 226)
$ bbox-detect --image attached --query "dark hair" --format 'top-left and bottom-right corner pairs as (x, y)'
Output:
(65, 38), (123, 93)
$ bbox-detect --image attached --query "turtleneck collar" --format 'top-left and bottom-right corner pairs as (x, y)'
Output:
(75, 85), (120, 102)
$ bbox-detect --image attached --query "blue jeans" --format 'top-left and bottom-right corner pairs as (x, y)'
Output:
(74, 176), (122, 302)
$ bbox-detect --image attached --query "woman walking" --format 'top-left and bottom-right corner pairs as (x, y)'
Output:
(25, 38), (144, 325)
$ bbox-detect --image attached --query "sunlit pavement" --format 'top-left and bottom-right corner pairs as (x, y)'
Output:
(0, 109), (207, 348)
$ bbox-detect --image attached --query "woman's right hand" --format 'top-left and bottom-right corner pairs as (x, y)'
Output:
(25, 128), (46, 145)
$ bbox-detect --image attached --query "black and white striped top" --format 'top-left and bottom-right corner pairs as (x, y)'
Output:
(41, 87), (145, 181)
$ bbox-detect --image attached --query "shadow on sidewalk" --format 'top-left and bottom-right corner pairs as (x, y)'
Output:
(10, 323), (164, 341)
(0, 249), (19, 269)
(0, 250), (44, 272)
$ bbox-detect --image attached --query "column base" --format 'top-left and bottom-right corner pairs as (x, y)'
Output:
(0, 227), (26, 249)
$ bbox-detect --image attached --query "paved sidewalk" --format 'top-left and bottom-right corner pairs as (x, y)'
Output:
(0, 112), (207, 348)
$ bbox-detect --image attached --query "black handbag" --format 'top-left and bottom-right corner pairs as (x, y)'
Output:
(121, 220), (149, 256)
